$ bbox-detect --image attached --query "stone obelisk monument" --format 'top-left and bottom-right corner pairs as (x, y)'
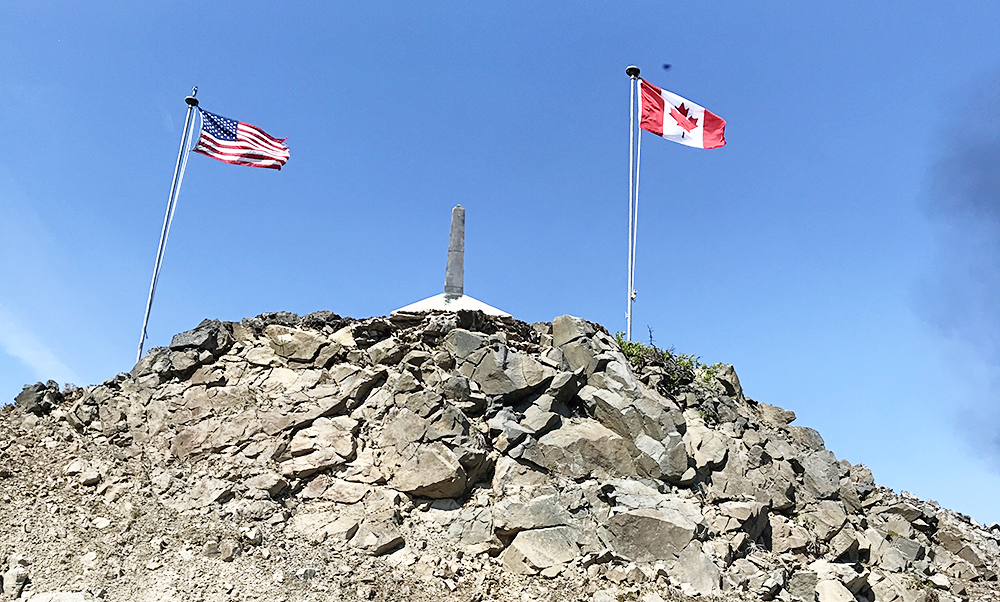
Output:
(444, 205), (465, 298)
(393, 205), (509, 316)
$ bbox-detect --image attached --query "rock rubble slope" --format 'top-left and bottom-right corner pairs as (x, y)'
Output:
(2, 310), (999, 602)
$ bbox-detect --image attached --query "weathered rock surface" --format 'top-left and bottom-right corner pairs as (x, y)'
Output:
(1, 309), (998, 602)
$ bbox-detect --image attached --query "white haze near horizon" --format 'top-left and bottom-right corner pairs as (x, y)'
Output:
(0, 306), (80, 393)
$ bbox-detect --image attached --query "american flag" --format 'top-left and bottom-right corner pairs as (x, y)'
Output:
(193, 109), (290, 170)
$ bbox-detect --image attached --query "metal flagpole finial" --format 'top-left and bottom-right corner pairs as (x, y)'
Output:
(626, 65), (640, 78)
(186, 86), (199, 107)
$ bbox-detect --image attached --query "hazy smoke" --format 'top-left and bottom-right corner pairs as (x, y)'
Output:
(918, 76), (1000, 460)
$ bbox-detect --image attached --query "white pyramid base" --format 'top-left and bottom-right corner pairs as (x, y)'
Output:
(392, 293), (510, 317)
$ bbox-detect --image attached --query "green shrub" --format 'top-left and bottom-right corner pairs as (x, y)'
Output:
(613, 332), (705, 392)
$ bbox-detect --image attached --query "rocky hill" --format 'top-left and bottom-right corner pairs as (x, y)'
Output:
(2, 310), (998, 602)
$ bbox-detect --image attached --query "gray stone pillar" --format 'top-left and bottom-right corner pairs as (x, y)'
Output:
(444, 205), (464, 297)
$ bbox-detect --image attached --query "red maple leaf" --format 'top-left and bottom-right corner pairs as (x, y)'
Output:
(669, 103), (699, 133)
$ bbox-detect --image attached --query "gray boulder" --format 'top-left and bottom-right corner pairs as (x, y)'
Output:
(669, 541), (721, 596)
(169, 318), (233, 355)
(350, 521), (405, 556)
(388, 440), (468, 499)
(471, 344), (554, 400)
(500, 526), (580, 575)
(442, 328), (484, 362)
(265, 325), (327, 362)
(815, 579), (855, 602)
(14, 381), (62, 416)
(520, 418), (638, 480)
(493, 493), (573, 535)
(800, 450), (840, 501)
(2, 566), (29, 599)
(634, 432), (688, 483)
(603, 498), (705, 562)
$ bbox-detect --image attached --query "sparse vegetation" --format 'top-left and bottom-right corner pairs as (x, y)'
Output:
(614, 332), (704, 392)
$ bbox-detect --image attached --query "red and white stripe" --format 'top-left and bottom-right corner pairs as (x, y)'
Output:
(195, 121), (290, 170)
(639, 79), (726, 149)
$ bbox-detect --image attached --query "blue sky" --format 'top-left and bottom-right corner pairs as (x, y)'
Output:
(3, 3), (1000, 524)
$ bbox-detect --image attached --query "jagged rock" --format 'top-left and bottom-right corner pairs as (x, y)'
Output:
(303, 477), (370, 504)
(499, 526), (579, 575)
(601, 479), (667, 510)
(711, 501), (769, 542)
(757, 402), (796, 427)
(935, 521), (990, 573)
(787, 570), (818, 601)
(579, 384), (685, 453)
(289, 510), (361, 544)
(709, 447), (797, 510)
(366, 336), (405, 365)
(555, 322), (623, 382)
(350, 521), (405, 555)
(519, 405), (561, 437)
(801, 500), (848, 541)
(493, 493), (572, 535)
(839, 476), (864, 513)
(220, 539), (240, 562)
(866, 526), (927, 573)
(245, 472), (289, 497)
(828, 525), (861, 561)
(809, 559), (869, 594)
(3, 310), (999, 602)
(868, 570), (938, 602)
(770, 515), (811, 554)
(712, 364), (743, 398)
(471, 344), (554, 400)
(551, 315), (596, 348)
(800, 450), (840, 501)
(633, 432), (688, 483)
(427, 502), (501, 552)
(169, 318), (233, 355)
(929, 573), (952, 590)
(492, 455), (548, 492)
(788, 426), (826, 451)
(380, 396), (488, 499)
(167, 477), (234, 511)
(815, 579), (855, 602)
(487, 409), (532, 449)
(850, 464), (876, 497)
(14, 381), (62, 416)
(388, 441), (468, 498)
(442, 328), (483, 360)
(669, 541), (721, 596)
(684, 408), (730, 470)
(602, 497), (705, 562)
(265, 325), (326, 362)
(2, 566), (29, 599)
(330, 364), (386, 404)
(79, 469), (101, 487)
(758, 567), (786, 599)
(288, 416), (357, 459)
(440, 375), (483, 415)
(520, 418), (638, 480)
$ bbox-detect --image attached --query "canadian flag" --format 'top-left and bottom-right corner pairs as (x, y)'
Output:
(639, 79), (726, 149)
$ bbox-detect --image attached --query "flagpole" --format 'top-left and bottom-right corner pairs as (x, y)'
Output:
(136, 87), (200, 363)
(626, 66), (640, 341)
